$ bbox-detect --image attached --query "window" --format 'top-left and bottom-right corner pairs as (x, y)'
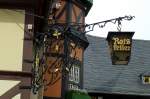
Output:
(69, 65), (80, 83)
(142, 76), (150, 84)
(68, 84), (79, 90)
(69, 64), (80, 90)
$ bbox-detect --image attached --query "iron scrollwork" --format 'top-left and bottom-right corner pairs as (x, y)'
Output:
(32, 25), (79, 94)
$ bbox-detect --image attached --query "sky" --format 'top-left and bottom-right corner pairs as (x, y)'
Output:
(85, 0), (150, 40)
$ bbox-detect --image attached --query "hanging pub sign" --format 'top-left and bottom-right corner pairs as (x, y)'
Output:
(106, 31), (134, 65)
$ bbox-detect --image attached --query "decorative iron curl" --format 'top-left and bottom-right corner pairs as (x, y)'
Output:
(85, 15), (135, 33)
(31, 25), (76, 94)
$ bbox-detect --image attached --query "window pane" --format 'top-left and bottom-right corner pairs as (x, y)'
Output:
(68, 83), (79, 90)
(74, 66), (79, 83)
(69, 65), (80, 83)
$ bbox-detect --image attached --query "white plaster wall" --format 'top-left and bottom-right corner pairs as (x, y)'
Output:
(0, 80), (20, 96)
(0, 9), (25, 71)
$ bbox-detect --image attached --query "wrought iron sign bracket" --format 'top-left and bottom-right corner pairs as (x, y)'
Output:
(84, 15), (135, 33)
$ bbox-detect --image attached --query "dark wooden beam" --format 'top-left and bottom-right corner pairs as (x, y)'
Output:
(0, 0), (44, 9)
(0, 70), (32, 77)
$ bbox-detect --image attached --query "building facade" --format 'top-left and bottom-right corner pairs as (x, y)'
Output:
(0, 0), (92, 99)
(0, 0), (38, 98)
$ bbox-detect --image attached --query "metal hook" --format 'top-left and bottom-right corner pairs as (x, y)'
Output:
(117, 18), (122, 32)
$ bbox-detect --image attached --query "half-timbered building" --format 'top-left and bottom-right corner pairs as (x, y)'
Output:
(0, 0), (93, 99)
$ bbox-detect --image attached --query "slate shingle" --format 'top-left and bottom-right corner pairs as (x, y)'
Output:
(83, 35), (150, 96)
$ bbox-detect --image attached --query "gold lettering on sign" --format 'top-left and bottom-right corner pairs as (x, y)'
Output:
(112, 37), (131, 51)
